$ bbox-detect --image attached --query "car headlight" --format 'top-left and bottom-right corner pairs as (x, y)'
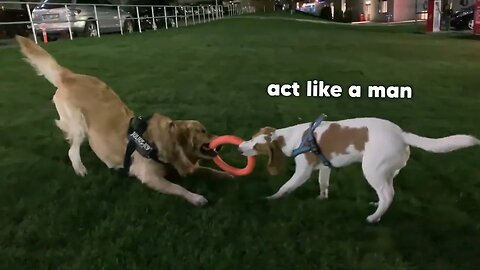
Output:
(67, 9), (81, 16)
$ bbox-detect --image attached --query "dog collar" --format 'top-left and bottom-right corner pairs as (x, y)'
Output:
(291, 114), (334, 168)
(123, 115), (167, 173)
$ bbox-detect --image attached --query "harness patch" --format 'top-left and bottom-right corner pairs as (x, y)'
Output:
(123, 115), (166, 173)
(129, 131), (154, 155)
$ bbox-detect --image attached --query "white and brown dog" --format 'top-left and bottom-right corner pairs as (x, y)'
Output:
(239, 116), (479, 223)
(15, 36), (230, 206)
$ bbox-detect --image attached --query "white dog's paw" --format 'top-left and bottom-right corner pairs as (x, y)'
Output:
(265, 193), (283, 200)
(189, 194), (208, 207)
(265, 195), (277, 200)
(366, 215), (381, 223)
(316, 194), (328, 200)
(317, 191), (328, 200)
(73, 164), (88, 177)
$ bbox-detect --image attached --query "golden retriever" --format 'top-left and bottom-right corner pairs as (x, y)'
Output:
(15, 35), (230, 206)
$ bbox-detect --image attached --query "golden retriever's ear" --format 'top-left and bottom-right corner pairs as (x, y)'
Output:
(170, 121), (193, 149)
(266, 139), (286, 176)
(144, 115), (176, 156)
(168, 120), (176, 131)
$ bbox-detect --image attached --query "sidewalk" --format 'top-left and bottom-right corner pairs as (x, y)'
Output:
(229, 15), (424, 27)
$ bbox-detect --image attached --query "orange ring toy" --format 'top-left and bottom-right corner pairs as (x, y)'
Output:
(209, 135), (255, 176)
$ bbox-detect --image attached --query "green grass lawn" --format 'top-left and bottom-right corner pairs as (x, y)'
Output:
(1, 17), (479, 270)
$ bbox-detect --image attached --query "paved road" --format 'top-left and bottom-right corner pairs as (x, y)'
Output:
(0, 15), (222, 48)
(0, 39), (16, 49)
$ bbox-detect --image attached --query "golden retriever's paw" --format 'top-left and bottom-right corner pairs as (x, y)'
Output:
(177, 167), (192, 177)
(188, 165), (198, 175)
(189, 193), (208, 207)
(179, 164), (197, 176)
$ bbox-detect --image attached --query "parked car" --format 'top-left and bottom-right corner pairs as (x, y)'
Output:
(30, 0), (134, 39)
(450, 5), (474, 30)
(124, 0), (176, 30)
(0, 3), (29, 38)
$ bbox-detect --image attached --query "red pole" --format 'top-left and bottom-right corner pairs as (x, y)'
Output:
(40, 25), (48, 43)
(426, 0), (434, 32)
(42, 29), (48, 43)
(474, 0), (480, 35)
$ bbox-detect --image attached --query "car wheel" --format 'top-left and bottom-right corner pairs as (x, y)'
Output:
(124, 19), (134, 33)
(468, 19), (474, 30)
(84, 20), (98, 37)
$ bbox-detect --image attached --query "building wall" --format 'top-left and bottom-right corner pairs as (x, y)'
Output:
(346, 0), (361, 21)
(306, 0), (475, 22)
(348, 0), (417, 22)
(410, 0), (474, 20)
(364, 0), (377, 21)
(250, 0), (274, 12)
(451, 0), (475, 10)
(364, 0), (398, 22)
(412, 0), (475, 13)
(393, 0), (416, 21)
(302, 0), (423, 22)
(366, 0), (390, 22)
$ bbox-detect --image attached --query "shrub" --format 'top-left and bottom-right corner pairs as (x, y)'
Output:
(319, 6), (332, 20)
(343, 9), (353, 23)
(333, 9), (344, 22)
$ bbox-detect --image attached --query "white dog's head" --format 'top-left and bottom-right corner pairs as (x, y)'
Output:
(239, 127), (286, 175)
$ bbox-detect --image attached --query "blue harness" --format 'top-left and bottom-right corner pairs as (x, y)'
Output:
(291, 114), (334, 168)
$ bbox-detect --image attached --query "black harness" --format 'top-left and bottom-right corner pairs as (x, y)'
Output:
(123, 115), (167, 172)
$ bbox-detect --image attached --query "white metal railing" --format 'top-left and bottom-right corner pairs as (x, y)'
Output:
(0, 1), (253, 44)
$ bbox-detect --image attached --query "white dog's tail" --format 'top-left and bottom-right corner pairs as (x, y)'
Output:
(15, 35), (67, 87)
(402, 132), (480, 153)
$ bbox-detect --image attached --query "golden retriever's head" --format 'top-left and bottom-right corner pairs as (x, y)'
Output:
(171, 119), (220, 160)
(145, 114), (220, 165)
(238, 127), (286, 175)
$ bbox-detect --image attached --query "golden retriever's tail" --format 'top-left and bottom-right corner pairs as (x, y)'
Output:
(15, 35), (65, 87)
